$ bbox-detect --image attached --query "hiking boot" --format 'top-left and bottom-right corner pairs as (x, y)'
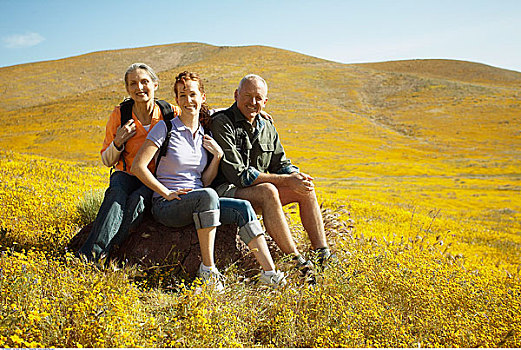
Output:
(294, 255), (316, 285)
(314, 247), (337, 270)
(258, 270), (287, 288)
(197, 264), (225, 292)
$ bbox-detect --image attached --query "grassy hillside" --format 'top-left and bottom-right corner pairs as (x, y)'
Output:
(0, 43), (520, 347)
(0, 40), (519, 276)
(0, 42), (220, 111)
(1, 43), (518, 221)
(358, 59), (521, 87)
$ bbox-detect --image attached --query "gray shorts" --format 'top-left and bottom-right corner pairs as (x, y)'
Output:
(214, 182), (238, 198)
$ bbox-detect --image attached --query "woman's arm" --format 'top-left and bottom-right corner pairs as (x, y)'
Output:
(201, 135), (224, 187)
(131, 140), (191, 200)
(100, 108), (137, 167)
(101, 141), (123, 167)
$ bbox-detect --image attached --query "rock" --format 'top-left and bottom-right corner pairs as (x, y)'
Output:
(68, 215), (279, 279)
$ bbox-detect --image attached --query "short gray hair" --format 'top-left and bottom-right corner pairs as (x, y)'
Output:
(238, 74), (268, 93)
(124, 63), (159, 86)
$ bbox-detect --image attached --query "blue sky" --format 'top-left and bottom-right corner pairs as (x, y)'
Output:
(1, 0), (520, 72)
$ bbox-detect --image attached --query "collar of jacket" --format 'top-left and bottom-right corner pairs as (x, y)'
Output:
(230, 102), (265, 129)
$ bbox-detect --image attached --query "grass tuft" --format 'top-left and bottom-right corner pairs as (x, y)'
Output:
(76, 188), (105, 226)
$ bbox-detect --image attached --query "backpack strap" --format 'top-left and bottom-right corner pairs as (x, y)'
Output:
(153, 100), (176, 175)
(155, 99), (175, 122)
(118, 98), (134, 171)
(119, 98), (134, 126)
(154, 117), (173, 176)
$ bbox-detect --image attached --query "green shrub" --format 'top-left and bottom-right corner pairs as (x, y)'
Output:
(76, 188), (105, 225)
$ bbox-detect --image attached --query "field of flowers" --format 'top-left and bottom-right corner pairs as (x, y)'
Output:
(1, 150), (520, 347)
(1, 43), (520, 347)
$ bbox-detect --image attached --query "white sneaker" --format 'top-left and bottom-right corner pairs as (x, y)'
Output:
(197, 264), (225, 292)
(258, 270), (287, 288)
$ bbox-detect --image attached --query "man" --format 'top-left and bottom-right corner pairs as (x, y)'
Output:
(210, 74), (332, 277)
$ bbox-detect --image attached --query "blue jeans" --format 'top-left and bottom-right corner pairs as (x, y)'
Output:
(219, 197), (264, 245)
(78, 171), (152, 260)
(152, 188), (264, 245)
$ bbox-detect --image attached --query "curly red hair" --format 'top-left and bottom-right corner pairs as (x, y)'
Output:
(174, 71), (211, 129)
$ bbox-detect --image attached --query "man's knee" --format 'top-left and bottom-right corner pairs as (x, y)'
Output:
(237, 184), (282, 212)
(255, 183), (280, 201)
(292, 187), (318, 203)
(303, 188), (318, 200)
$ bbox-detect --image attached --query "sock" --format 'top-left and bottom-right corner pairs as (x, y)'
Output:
(294, 254), (307, 265)
(262, 270), (276, 276)
(201, 263), (214, 272)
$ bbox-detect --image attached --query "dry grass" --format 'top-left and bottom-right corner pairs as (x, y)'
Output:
(0, 151), (519, 347)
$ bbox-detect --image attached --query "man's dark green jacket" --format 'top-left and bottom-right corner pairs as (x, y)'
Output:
(210, 102), (299, 189)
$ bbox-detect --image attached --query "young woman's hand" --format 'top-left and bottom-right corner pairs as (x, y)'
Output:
(164, 188), (192, 201)
(202, 135), (224, 159)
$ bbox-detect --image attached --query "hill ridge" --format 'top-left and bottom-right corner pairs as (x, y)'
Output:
(0, 42), (519, 178)
(356, 58), (521, 88)
(0, 42), (221, 111)
(3, 43), (520, 112)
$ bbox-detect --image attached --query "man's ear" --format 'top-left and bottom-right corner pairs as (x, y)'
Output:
(234, 89), (238, 101)
(154, 81), (159, 91)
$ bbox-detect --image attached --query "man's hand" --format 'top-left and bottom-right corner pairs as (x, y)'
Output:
(285, 172), (314, 194)
(164, 188), (192, 201)
(260, 110), (273, 121)
(114, 119), (137, 149)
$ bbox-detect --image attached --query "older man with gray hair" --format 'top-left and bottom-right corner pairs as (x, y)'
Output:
(210, 74), (333, 281)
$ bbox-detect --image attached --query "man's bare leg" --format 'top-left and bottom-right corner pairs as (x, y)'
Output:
(277, 186), (328, 250)
(234, 183), (300, 255)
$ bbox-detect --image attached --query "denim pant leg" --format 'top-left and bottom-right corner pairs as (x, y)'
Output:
(219, 198), (265, 245)
(152, 188), (220, 229)
(106, 183), (153, 252)
(78, 171), (143, 259)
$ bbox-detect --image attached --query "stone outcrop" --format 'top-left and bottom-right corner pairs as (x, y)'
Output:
(68, 215), (279, 279)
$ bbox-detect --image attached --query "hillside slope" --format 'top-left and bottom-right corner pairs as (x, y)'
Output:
(0, 43), (519, 217)
(1, 44), (520, 348)
(357, 59), (521, 88)
(0, 42), (220, 111)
